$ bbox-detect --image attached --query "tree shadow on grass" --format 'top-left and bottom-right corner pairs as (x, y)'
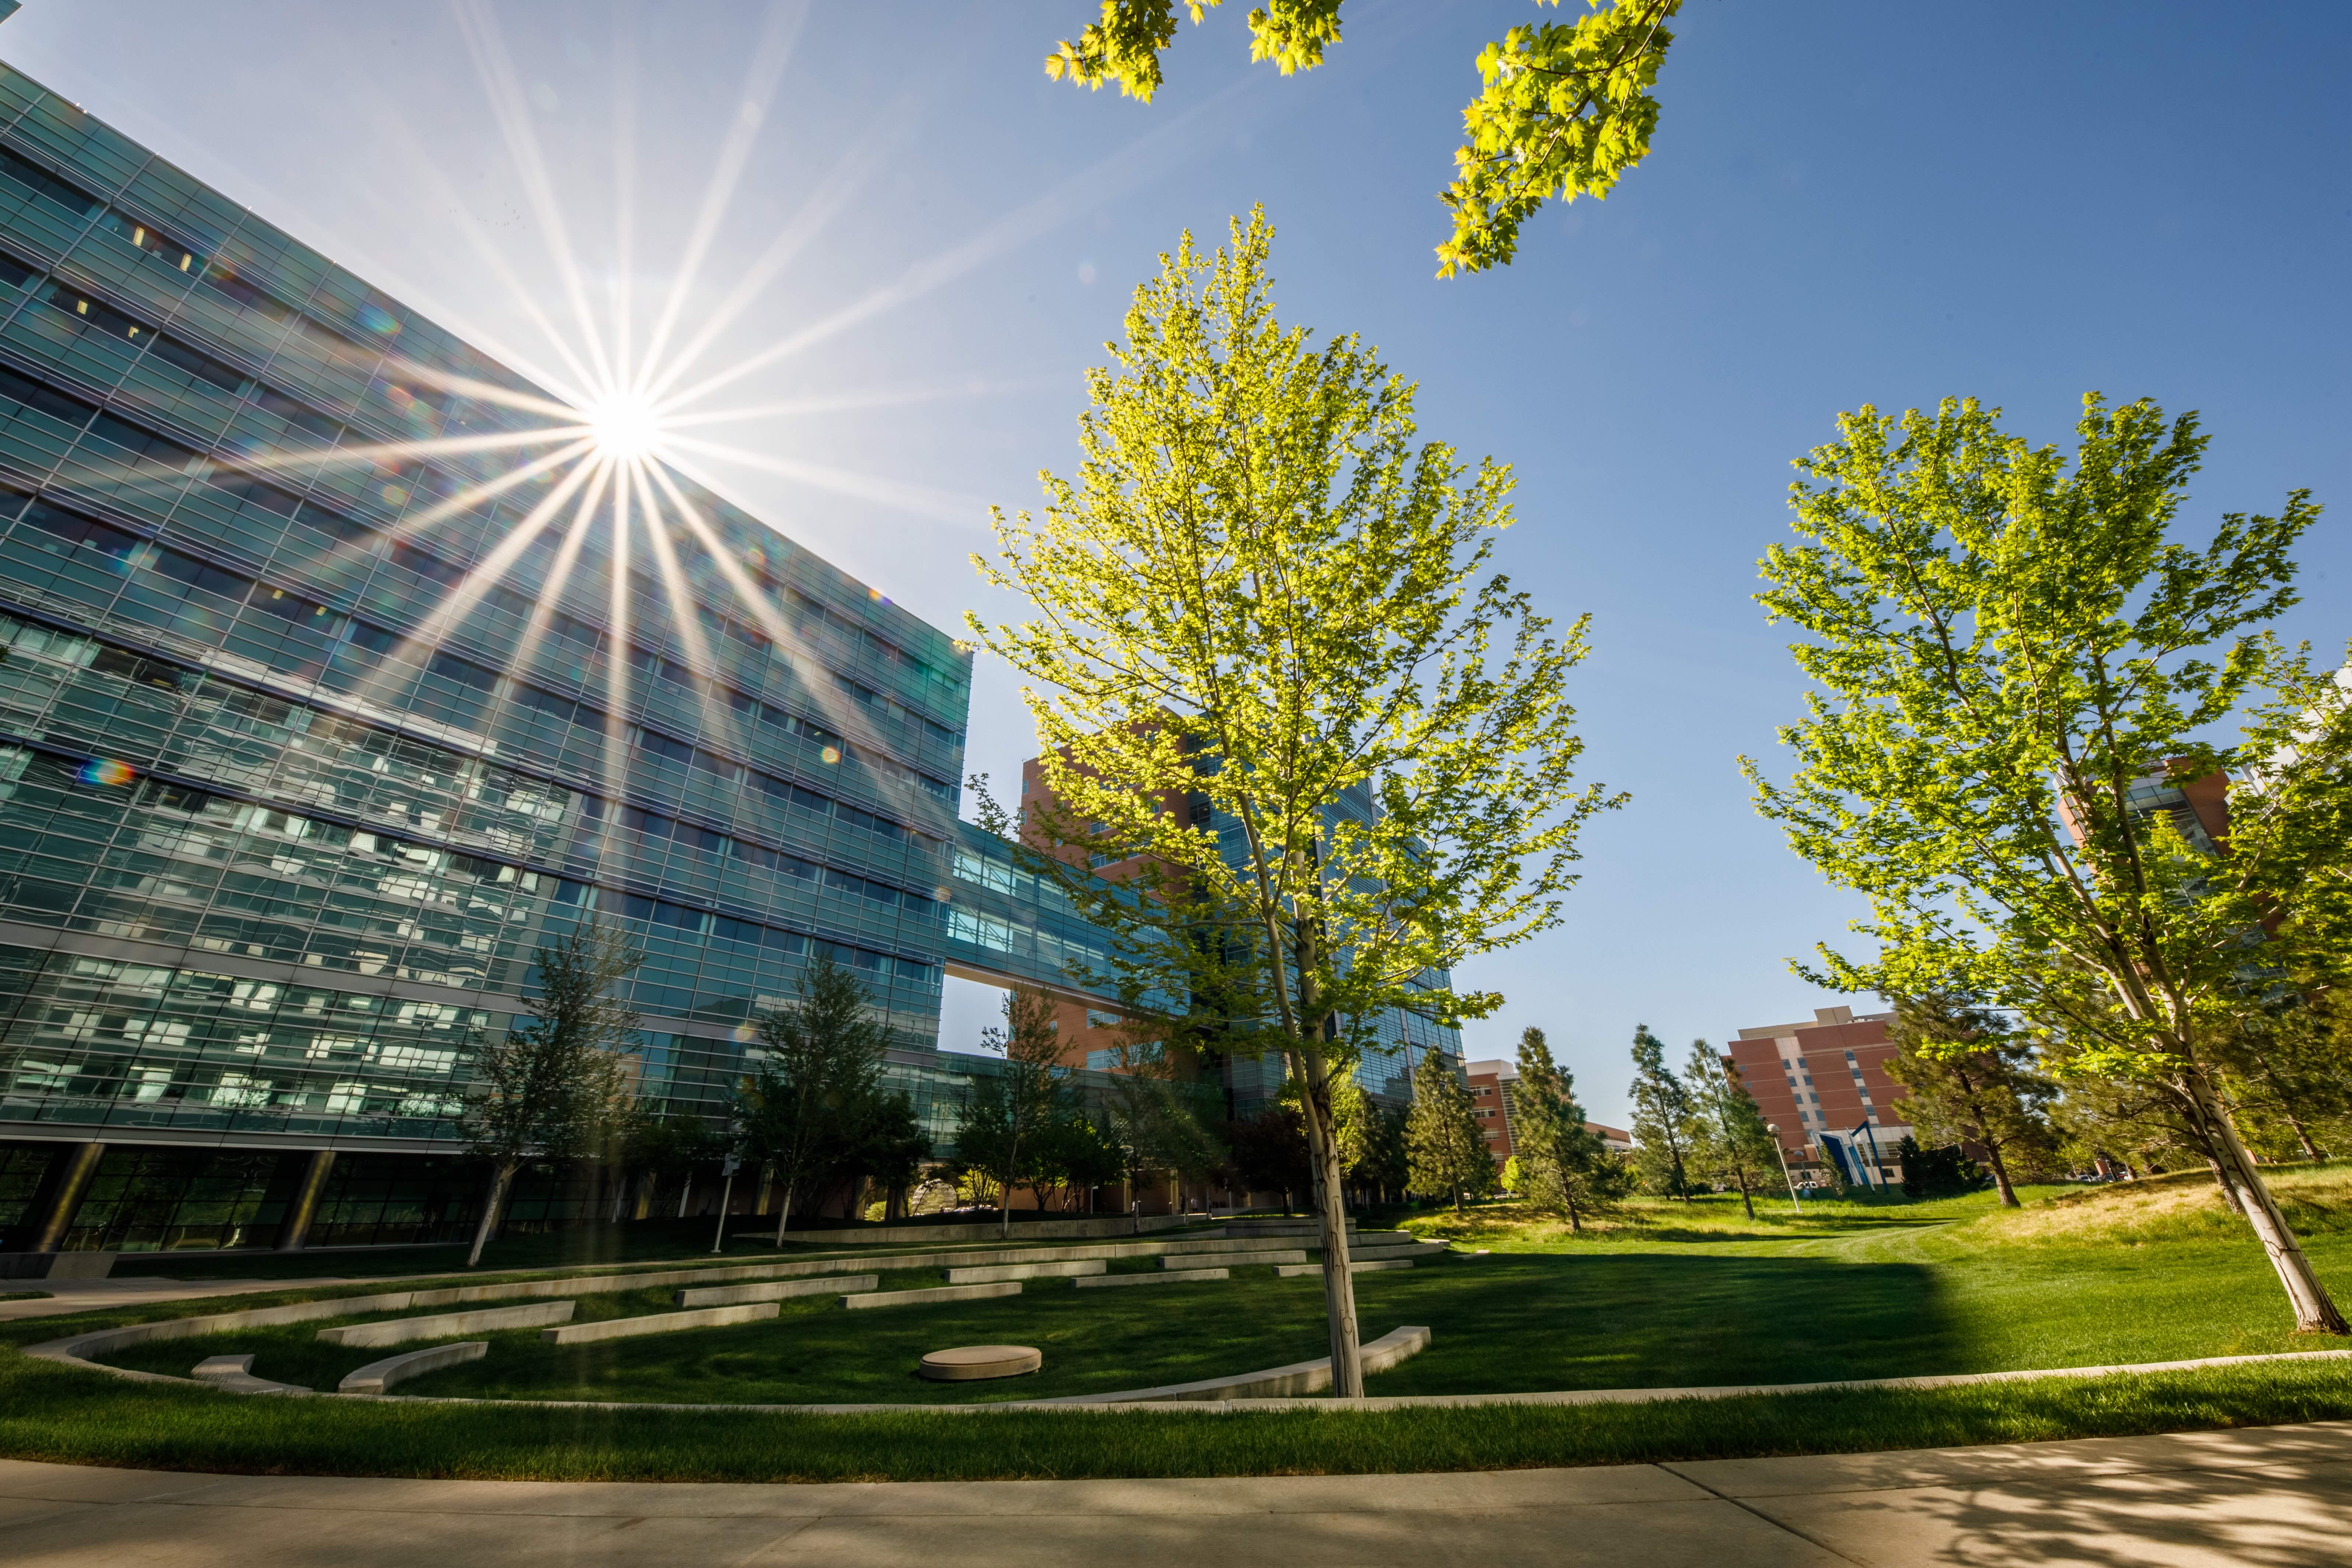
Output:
(1365, 1250), (1953, 1395)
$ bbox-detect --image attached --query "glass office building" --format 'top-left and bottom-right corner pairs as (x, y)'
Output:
(0, 55), (1049, 1253)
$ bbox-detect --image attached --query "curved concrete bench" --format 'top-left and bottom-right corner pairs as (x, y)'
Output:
(191, 1354), (309, 1395)
(677, 1276), (874, 1308)
(1163, 1249), (1304, 1268)
(338, 1341), (486, 1395)
(317, 1301), (575, 1348)
(1076, 1268), (1228, 1288)
(542, 1303), (777, 1344)
(1045, 1325), (1433, 1403)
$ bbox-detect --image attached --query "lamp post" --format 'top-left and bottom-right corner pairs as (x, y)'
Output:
(711, 1151), (740, 1254)
(1766, 1124), (1803, 1214)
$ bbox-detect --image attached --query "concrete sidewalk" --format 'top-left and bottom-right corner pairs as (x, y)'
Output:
(1, 1419), (2345, 1565)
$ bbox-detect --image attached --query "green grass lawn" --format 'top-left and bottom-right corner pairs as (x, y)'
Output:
(9, 1170), (2352, 1480)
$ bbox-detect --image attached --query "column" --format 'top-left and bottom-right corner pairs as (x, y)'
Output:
(28, 1141), (105, 1254)
(274, 1149), (337, 1252)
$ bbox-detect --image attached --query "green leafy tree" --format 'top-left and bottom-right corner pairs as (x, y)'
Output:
(1103, 1047), (1228, 1209)
(1882, 995), (2056, 1208)
(2207, 1000), (2352, 1165)
(456, 919), (640, 1267)
(952, 987), (1067, 1237)
(1743, 391), (2347, 1332)
(738, 950), (891, 1244)
(617, 1106), (719, 1220)
(1896, 1135), (1991, 1199)
(823, 1086), (931, 1223)
(1229, 1103), (1313, 1213)
(968, 212), (1617, 1394)
(1280, 1070), (1377, 1209)
(1406, 1048), (1497, 1213)
(1357, 1102), (1412, 1204)
(1627, 1023), (1693, 1200)
(1682, 1040), (1780, 1221)
(1043, 0), (1681, 275)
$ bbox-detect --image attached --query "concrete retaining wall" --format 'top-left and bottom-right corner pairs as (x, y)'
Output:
(338, 1340), (486, 1395)
(946, 1260), (1107, 1284)
(1162, 1249), (1304, 1268)
(315, 1301), (576, 1348)
(542, 1303), (778, 1344)
(1047, 1325), (1432, 1403)
(190, 1354), (308, 1395)
(842, 1281), (1020, 1310)
(1076, 1268), (1228, 1288)
(676, 1276), (875, 1308)
(766, 1215), (1191, 1246)
(1276, 1260), (1411, 1277)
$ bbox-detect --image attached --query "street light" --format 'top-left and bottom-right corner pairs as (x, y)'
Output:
(711, 1125), (743, 1254)
(1766, 1124), (1803, 1214)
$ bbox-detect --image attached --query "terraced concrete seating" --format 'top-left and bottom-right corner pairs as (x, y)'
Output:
(1160, 1249), (1304, 1269)
(1076, 1268), (1228, 1288)
(676, 1275), (875, 1308)
(1276, 1260), (1411, 1276)
(337, 1340), (486, 1395)
(315, 1300), (575, 1348)
(946, 1259), (1107, 1285)
(543, 1303), (778, 1344)
(1222, 1218), (1356, 1237)
(842, 1281), (1020, 1310)
(190, 1354), (308, 1395)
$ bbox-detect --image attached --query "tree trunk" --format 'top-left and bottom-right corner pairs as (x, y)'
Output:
(2185, 1066), (2348, 1334)
(772, 1180), (793, 1247)
(1295, 1045), (1365, 1400)
(2282, 1110), (2326, 1165)
(1982, 1138), (2020, 1208)
(466, 1159), (517, 1268)
(1736, 1166), (1755, 1222)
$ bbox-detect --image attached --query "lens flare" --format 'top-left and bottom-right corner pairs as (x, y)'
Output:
(586, 392), (665, 462)
(79, 758), (135, 787)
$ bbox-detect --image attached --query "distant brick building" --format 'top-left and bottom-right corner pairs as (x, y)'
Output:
(1463, 1058), (1633, 1173)
(1722, 1007), (1911, 1187)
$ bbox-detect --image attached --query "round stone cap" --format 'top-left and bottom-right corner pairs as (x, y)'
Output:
(917, 1344), (1043, 1382)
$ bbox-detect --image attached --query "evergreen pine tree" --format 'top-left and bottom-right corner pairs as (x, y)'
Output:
(1682, 1040), (1782, 1220)
(1628, 1023), (1695, 1200)
(1883, 994), (2057, 1207)
(1406, 1048), (1496, 1213)
(1511, 1025), (1624, 1232)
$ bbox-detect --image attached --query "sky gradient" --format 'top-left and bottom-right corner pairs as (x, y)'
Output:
(8, 1), (2343, 1124)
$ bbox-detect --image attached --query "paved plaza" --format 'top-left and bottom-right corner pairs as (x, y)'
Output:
(1, 1419), (2345, 1566)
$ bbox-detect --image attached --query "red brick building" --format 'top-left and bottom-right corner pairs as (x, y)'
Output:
(1464, 1059), (1633, 1172)
(1722, 1006), (1910, 1187)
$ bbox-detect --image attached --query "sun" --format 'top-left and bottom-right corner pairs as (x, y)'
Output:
(585, 392), (666, 463)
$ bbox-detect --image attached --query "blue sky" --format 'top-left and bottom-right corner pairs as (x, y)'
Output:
(11, 2), (2344, 1124)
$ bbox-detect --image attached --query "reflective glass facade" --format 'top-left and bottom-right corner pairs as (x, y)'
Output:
(0, 59), (1016, 1211)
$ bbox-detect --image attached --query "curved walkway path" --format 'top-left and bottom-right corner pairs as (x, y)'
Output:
(2, 1420), (2348, 1565)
